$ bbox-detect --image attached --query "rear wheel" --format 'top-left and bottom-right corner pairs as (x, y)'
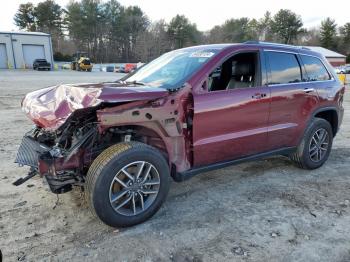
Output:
(85, 142), (170, 227)
(291, 118), (333, 169)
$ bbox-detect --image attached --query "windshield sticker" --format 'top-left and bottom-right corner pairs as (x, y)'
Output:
(197, 58), (209, 63)
(189, 51), (215, 58)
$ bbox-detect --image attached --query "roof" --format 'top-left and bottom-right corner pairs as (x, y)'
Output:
(302, 46), (346, 58)
(179, 43), (233, 51)
(169, 42), (346, 60)
(0, 31), (50, 37)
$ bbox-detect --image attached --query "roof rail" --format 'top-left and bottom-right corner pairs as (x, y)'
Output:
(243, 41), (305, 49)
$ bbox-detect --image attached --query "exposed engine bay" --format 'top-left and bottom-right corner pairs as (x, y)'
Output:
(14, 82), (194, 193)
(16, 109), (132, 193)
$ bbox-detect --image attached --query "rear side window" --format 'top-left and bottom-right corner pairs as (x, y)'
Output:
(300, 55), (331, 81)
(266, 51), (302, 85)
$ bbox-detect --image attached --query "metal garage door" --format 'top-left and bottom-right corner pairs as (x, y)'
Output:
(22, 45), (45, 69)
(0, 44), (8, 69)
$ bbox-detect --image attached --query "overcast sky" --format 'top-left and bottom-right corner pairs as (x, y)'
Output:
(1, 0), (349, 32)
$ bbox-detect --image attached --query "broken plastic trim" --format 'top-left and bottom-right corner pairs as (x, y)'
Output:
(13, 167), (38, 186)
(15, 135), (51, 168)
(44, 174), (76, 194)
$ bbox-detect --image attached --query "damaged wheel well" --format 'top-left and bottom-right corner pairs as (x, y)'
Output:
(104, 125), (169, 160)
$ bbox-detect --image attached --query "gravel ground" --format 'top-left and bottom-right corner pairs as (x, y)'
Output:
(0, 70), (350, 262)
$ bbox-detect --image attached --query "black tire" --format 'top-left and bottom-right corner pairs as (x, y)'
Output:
(291, 118), (333, 169)
(85, 142), (171, 227)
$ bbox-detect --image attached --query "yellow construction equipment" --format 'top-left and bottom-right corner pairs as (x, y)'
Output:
(71, 52), (93, 72)
(338, 73), (346, 85)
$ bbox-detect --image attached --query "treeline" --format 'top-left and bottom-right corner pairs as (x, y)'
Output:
(14, 0), (350, 63)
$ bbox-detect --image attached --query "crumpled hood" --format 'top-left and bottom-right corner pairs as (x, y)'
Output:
(22, 82), (168, 130)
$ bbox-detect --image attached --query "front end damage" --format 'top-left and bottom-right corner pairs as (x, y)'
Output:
(14, 113), (99, 193)
(14, 82), (193, 193)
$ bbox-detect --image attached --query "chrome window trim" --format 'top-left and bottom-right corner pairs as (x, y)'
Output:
(264, 49), (298, 55)
(299, 53), (334, 81)
(263, 49), (335, 86)
(268, 79), (336, 87)
(264, 49), (303, 85)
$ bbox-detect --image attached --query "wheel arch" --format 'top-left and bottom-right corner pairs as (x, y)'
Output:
(312, 107), (339, 136)
(129, 125), (169, 158)
(101, 123), (185, 176)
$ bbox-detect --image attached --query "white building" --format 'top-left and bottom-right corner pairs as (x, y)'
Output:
(0, 31), (53, 69)
(304, 46), (346, 67)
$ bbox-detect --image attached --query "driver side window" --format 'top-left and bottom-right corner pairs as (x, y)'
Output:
(208, 52), (259, 92)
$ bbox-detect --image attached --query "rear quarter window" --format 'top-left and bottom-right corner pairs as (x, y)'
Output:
(266, 51), (302, 85)
(300, 55), (331, 81)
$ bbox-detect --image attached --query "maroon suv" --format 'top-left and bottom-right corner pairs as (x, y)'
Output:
(15, 42), (345, 227)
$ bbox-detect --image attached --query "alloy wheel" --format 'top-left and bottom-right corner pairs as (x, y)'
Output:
(109, 161), (160, 216)
(309, 128), (329, 162)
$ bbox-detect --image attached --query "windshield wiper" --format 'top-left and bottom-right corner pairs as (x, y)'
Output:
(127, 80), (145, 86)
(115, 80), (145, 86)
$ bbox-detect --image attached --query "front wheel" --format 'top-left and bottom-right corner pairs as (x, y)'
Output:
(85, 142), (171, 227)
(291, 118), (333, 169)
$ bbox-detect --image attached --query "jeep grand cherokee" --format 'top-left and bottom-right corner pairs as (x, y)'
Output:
(14, 41), (345, 227)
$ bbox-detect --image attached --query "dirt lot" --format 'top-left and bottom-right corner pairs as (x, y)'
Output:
(0, 70), (350, 262)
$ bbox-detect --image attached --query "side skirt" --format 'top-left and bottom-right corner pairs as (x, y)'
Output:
(173, 147), (296, 182)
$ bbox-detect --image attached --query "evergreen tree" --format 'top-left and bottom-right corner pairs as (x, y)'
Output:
(320, 18), (337, 49)
(14, 3), (37, 31)
(271, 9), (304, 44)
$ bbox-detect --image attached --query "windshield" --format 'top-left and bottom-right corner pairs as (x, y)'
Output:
(124, 48), (220, 89)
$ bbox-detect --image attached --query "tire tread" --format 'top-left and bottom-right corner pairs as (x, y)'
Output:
(290, 117), (333, 170)
(85, 142), (168, 225)
(85, 143), (134, 217)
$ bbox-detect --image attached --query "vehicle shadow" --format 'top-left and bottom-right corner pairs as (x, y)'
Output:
(53, 147), (349, 239)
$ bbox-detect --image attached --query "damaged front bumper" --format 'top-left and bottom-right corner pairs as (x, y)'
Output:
(15, 134), (51, 168)
(14, 132), (86, 194)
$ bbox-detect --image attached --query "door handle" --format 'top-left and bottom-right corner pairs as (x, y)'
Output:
(252, 93), (266, 99)
(303, 88), (315, 93)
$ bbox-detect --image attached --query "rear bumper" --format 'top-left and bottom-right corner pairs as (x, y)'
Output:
(35, 65), (51, 69)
